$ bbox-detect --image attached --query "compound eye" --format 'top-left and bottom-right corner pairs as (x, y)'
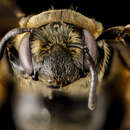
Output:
(83, 29), (98, 70)
(19, 33), (33, 75)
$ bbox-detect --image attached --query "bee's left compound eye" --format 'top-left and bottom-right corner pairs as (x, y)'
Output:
(83, 29), (98, 66)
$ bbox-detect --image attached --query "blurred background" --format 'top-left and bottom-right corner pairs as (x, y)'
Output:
(0, 0), (130, 130)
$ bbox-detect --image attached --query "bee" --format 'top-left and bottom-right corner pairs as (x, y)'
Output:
(0, 9), (129, 130)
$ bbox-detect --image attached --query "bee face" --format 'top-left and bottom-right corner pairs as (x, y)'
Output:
(31, 23), (83, 84)
(30, 22), (83, 86)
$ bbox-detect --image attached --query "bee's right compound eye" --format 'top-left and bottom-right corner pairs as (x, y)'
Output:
(19, 33), (33, 76)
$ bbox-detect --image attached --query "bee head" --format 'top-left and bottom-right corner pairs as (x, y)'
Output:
(0, 10), (105, 110)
